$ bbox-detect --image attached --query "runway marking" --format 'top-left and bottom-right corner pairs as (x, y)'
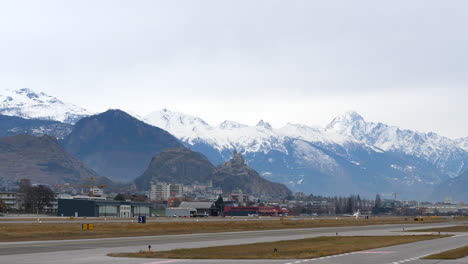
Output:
(356, 251), (395, 254)
(0, 232), (238, 249)
(283, 252), (358, 264)
(386, 253), (432, 264)
(143, 260), (188, 264)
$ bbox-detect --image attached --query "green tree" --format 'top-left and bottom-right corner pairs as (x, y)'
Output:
(214, 195), (224, 216)
(114, 193), (126, 201)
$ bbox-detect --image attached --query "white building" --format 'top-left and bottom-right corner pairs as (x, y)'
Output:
(0, 191), (20, 210)
(150, 183), (183, 201)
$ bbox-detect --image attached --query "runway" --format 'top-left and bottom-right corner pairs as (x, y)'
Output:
(0, 216), (323, 224)
(0, 222), (466, 264)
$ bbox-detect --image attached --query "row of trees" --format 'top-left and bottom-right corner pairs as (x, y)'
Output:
(289, 194), (374, 215)
(332, 195), (373, 214)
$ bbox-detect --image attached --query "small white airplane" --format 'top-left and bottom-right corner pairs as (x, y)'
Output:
(343, 209), (362, 219)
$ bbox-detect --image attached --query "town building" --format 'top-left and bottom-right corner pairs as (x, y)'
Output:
(150, 183), (183, 201)
(57, 198), (151, 217)
(0, 191), (21, 211)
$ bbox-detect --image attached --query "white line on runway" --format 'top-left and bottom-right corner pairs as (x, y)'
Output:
(284, 252), (360, 264)
(143, 260), (189, 264)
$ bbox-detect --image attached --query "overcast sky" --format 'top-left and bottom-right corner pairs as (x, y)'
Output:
(0, 1), (467, 138)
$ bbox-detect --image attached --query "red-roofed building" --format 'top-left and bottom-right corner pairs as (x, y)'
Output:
(224, 206), (288, 216)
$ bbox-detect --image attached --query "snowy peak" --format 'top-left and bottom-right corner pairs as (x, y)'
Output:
(325, 110), (371, 142)
(324, 111), (467, 176)
(219, 120), (246, 130)
(144, 109), (288, 154)
(147, 108), (210, 127)
(326, 110), (365, 131)
(256, 119), (272, 130)
(144, 109), (212, 139)
(341, 110), (365, 121)
(0, 88), (91, 124)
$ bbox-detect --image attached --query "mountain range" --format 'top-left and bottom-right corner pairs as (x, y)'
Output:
(1, 88), (467, 200)
(144, 109), (468, 199)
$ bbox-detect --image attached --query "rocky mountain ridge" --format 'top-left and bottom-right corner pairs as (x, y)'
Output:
(144, 109), (468, 199)
(0, 134), (99, 186)
(61, 109), (183, 182)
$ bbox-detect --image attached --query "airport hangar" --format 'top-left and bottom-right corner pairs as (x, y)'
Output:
(57, 198), (152, 217)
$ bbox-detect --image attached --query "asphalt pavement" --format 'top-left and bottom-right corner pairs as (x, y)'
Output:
(0, 222), (466, 264)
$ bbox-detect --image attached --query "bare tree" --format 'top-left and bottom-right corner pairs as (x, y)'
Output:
(24, 185), (55, 214)
(0, 199), (6, 213)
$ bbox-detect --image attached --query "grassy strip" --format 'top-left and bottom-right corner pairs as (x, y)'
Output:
(423, 245), (468, 259)
(0, 217), (450, 242)
(408, 225), (468, 233)
(108, 235), (448, 259)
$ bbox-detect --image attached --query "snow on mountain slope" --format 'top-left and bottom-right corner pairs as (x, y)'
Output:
(146, 109), (467, 169)
(145, 109), (365, 154)
(277, 123), (351, 145)
(326, 111), (467, 177)
(143, 108), (467, 198)
(456, 137), (468, 152)
(145, 109), (289, 154)
(0, 88), (91, 124)
(144, 109), (388, 165)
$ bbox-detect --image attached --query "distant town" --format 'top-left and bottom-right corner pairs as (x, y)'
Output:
(1, 177), (467, 218)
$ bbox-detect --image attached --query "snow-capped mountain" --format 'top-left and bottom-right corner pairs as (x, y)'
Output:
(326, 111), (467, 177)
(144, 109), (468, 199)
(145, 109), (289, 156)
(0, 88), (91, 124)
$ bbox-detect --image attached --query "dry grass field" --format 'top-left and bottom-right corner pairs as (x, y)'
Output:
(108, 235), (448, 259)
(423, 245), (468, 259)
(0, 216), (452, 242)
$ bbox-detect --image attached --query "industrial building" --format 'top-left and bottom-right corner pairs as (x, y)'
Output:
(57, 198), (151, 217)
(165, 201), (218, 217)
(224, 206), (289, 216)
(165, 207), (196, 217)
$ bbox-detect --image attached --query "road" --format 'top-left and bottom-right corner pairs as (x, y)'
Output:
(0, 222), (466, 264)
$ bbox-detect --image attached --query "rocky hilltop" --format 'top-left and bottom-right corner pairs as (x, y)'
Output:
(135, 149), (291, 197)
(135, 147), (215, 190)
(0, 134), (98, 185)
(213, 151), (291, 197)
(61, 109), (183, 182)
